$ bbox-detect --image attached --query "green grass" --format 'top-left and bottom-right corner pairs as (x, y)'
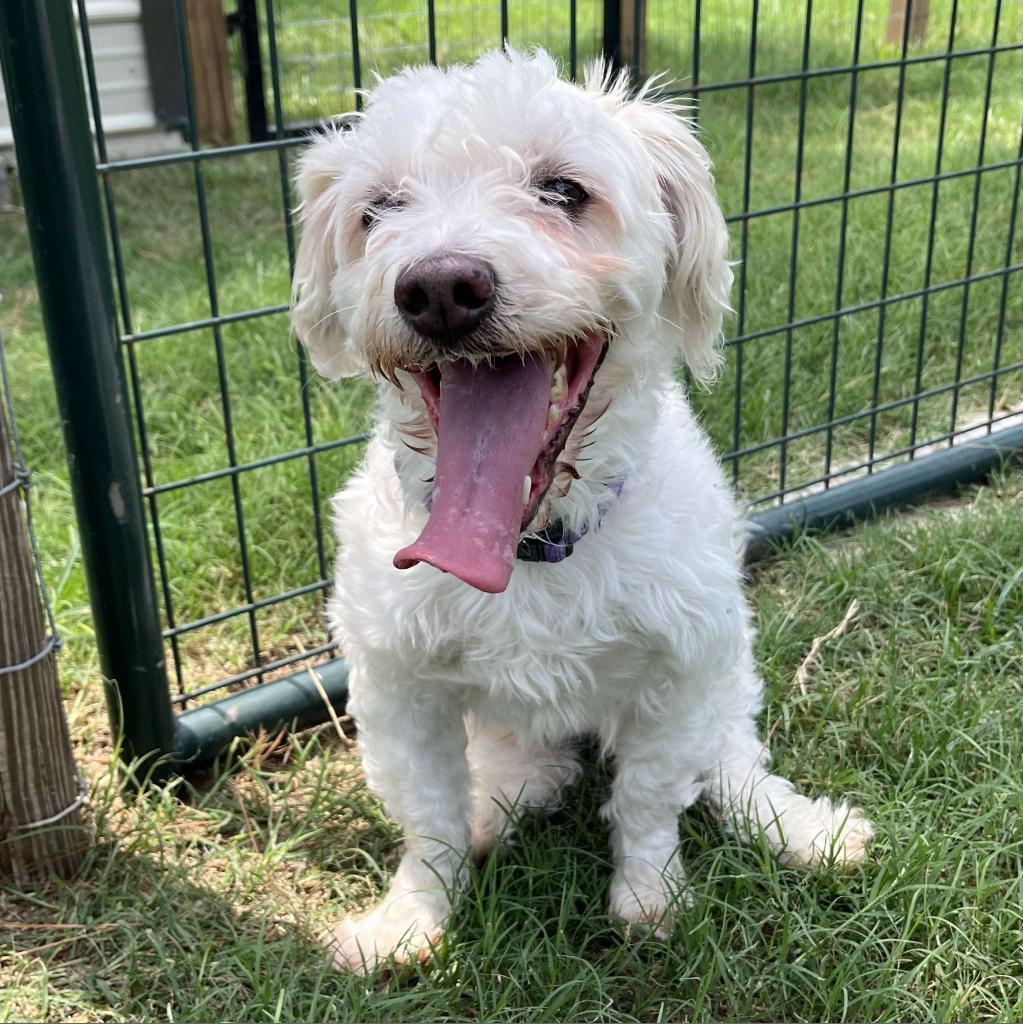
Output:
(2, 475), (1023, 1021)
(1, 9), (1022, 1012)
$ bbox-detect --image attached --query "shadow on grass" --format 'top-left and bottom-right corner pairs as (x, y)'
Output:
(1, 845), (320, 1007)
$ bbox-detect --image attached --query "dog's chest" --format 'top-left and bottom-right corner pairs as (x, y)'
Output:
(464, 640), (670, 740)
(402, 578), (678, 738)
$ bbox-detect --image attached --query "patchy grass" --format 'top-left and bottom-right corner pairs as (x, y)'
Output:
(2, 474), (1023, 1021)
(1, 6), (1022, 1012)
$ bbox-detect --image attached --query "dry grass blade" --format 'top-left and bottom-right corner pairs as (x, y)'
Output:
(0, 922), (92, 931)
(310, 666), (355, 749)
(792, 599), (861, 696)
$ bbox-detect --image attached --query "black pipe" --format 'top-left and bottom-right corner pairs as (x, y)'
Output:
(602, 0), (622, 69)
(744, 424), (1023, 561)
(235, 0), (269, 141)
(174, 658), (350, 765)
(171, 425), (1023, 767)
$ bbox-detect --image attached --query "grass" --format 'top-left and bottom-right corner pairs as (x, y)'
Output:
(0, 7), (1022, 1013)
(2, 474), (1023, 1021)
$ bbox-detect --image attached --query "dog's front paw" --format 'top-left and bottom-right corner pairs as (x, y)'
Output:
(773, 798), (874, 868)
(608, 863), (693, 940)
(322, 895), (447, 975)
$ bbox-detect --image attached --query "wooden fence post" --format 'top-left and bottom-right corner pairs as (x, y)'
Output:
(184, 0), (235, 144)
(0, 398), (87, 884)
(886, 0), (929, 45)
(619, 0), (647, 78)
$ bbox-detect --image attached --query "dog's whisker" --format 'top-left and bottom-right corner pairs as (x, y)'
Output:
(401, 441), (434, 456)
(308, 309), (342, 333)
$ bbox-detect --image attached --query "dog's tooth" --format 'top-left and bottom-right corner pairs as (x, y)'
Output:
(521, 476), (531, 506)
(551, 366), (567, 403)
(546, 403), (561, 431)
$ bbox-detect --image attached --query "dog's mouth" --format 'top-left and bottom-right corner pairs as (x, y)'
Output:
(393, 332), (608, 593)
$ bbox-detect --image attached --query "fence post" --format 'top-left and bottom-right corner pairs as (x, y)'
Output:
(603, 0), (646, 77)
(0, 0), (176, 771)
(183, 0), (235, 144)
(886, 0), (929, 45)
(0, 383), (88, 883)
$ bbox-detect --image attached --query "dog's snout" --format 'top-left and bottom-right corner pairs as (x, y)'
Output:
(394, 255), (496, 341)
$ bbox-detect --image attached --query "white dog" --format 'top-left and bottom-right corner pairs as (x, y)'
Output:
(291, 47), (872, 975)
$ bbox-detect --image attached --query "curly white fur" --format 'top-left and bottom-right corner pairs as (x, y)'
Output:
(292, 47), (872, 975)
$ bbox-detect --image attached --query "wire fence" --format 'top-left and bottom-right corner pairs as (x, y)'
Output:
(259, 0), (603, 125)
(0, 321), (87, 843)
(5, 0), (1020, 751)
(0, 322), (63, 681)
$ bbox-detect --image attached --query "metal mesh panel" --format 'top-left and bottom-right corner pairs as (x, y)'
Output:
(74, 0), (1022, 708)
(267, 0), (603, 123)
(673, 0), (1023, 511)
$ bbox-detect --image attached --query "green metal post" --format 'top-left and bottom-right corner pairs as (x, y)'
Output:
(0, 0), (175, 768)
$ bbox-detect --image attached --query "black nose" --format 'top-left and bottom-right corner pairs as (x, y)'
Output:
(394, 255), (496, 341)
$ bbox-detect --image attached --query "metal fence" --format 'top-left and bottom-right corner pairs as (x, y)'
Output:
(0, 0), (1020, 771)
(233, 0), (605, 138)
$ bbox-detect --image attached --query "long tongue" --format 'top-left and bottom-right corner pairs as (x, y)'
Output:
(393, 354), (552, 593)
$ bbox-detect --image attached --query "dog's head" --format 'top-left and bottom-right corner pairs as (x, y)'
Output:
(292, 48), (731, 593)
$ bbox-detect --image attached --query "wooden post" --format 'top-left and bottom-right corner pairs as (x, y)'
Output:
(0, 401), (86, 884)
(184, 0), (235, 144)
(886, 0), (929, 45)
(619, 0), (647, 78)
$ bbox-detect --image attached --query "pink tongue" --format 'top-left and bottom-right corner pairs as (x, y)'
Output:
(393, 354), (552, 593)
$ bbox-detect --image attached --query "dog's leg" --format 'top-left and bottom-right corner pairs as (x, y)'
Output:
(602, 711), (705, 938)
(466, 720), (580, 855)
(705, 718), (873, 868)
(324, 679), (471, 975)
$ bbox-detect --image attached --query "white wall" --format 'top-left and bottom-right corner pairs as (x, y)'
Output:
(1, 0), (181, 161)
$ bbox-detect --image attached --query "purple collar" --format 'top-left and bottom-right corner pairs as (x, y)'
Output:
(516, 478), (625, 563)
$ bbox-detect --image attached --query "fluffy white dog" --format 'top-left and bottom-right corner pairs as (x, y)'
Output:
(291, 47), (872, 974)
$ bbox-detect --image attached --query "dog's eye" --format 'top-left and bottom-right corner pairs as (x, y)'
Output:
(362, 193), (408, 229)
(537, 178), (589, 210)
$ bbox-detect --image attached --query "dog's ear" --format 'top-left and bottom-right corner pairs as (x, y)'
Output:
(291, 127), (363, 379)
(617, 92), (733, 384)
